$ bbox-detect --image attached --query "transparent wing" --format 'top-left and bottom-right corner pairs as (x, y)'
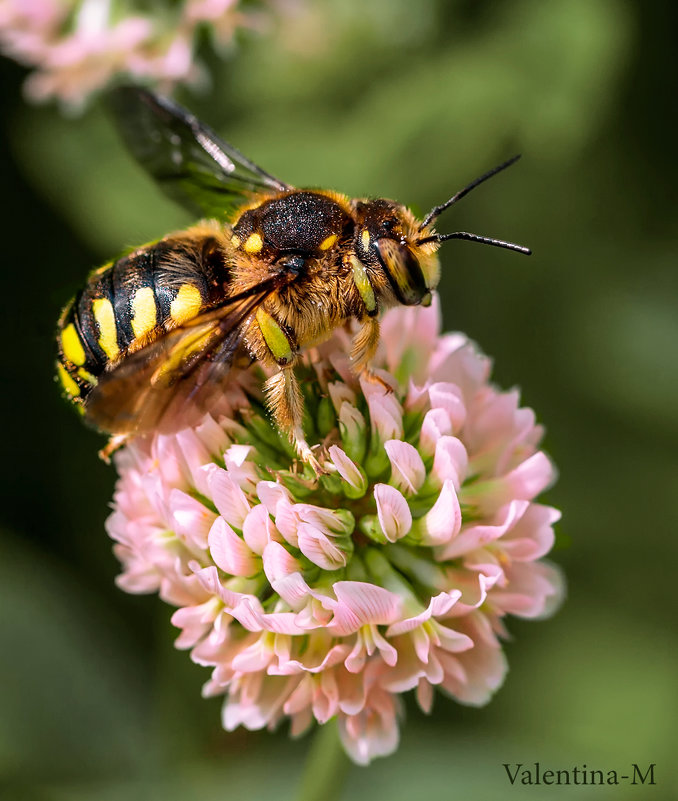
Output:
(85, 278), (280, 436)
(109, 86), (291, 219)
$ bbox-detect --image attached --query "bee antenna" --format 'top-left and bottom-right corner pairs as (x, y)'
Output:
(418, 231), (531, 255)
(418, 154), (522, 231)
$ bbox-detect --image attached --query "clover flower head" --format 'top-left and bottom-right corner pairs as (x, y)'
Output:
(107, 299), (563, 764)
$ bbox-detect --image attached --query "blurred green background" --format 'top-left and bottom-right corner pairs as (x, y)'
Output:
(2, 0), (677, 798)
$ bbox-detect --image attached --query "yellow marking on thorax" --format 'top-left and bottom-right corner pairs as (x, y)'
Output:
(361, 229), (371, 249)
(170, 284), (202, 326)
(92, 298), (120, 360)
(60, 323), (86, 366)
(131, 286), (157, 339)
(349, 255), (376, 313)
(57, 363), (80, 398)
(244, 232), (263, 254)
(230, 234), (241, 248)
(320, 233), (338, 251)
(256, 307), (293, 364)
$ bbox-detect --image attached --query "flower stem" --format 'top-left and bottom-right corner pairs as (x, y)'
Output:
(297, 720), (350, 801)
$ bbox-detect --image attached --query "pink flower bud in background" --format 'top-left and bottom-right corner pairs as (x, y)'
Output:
(0, 0), (264, 108)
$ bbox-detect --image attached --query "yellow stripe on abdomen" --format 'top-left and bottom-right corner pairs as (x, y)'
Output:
(77, 367), (98, 386)
(57, 362), (80, 398)
(92, 297), (120, 360)
(170, 284), (202, 326)
(131, 286), (157, 339)
(60, 323), (86, 366)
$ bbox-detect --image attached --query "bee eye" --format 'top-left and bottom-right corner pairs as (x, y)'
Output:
(381, 218), (396, 233)
(373, 238), (428, 306)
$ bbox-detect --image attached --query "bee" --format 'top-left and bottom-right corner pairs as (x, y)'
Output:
(56, 87), (530, 473)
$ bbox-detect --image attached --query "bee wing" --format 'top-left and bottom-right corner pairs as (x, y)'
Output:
(84, 278), (279, 436)
(109, 86), (291, 219)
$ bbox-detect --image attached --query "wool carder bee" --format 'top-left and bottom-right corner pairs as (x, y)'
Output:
(56, 87), (531, 472)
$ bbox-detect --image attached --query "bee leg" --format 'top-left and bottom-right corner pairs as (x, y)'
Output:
(350, 316), (394, 393)
(98, 433), (129, 463)
(350, 316), (379, 373)
(263, 367), (325, 475)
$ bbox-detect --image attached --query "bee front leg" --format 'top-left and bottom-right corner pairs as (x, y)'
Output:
(263, 367), (324, 475)
(350, 316), (393, 393)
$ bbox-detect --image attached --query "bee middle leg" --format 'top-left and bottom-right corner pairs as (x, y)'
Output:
(263, 366), (324, 475)
(350, 316), (393, 392)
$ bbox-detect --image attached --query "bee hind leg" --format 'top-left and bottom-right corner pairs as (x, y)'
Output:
(263, 367), (325, 475)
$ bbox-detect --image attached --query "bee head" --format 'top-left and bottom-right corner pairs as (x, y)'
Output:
(353, 199), (440, 307)
(351, 157), (531, 311)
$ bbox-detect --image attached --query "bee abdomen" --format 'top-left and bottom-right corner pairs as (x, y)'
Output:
(55, 295), (103, 406)
(56, 231), (229, 404)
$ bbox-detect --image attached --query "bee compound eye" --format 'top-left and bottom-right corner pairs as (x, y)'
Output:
(374, 238), (428, 306)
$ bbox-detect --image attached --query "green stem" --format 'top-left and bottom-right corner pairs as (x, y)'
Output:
(297, 719), (351, 801)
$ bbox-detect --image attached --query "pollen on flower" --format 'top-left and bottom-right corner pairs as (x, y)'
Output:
(106, 299), (564, 765)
